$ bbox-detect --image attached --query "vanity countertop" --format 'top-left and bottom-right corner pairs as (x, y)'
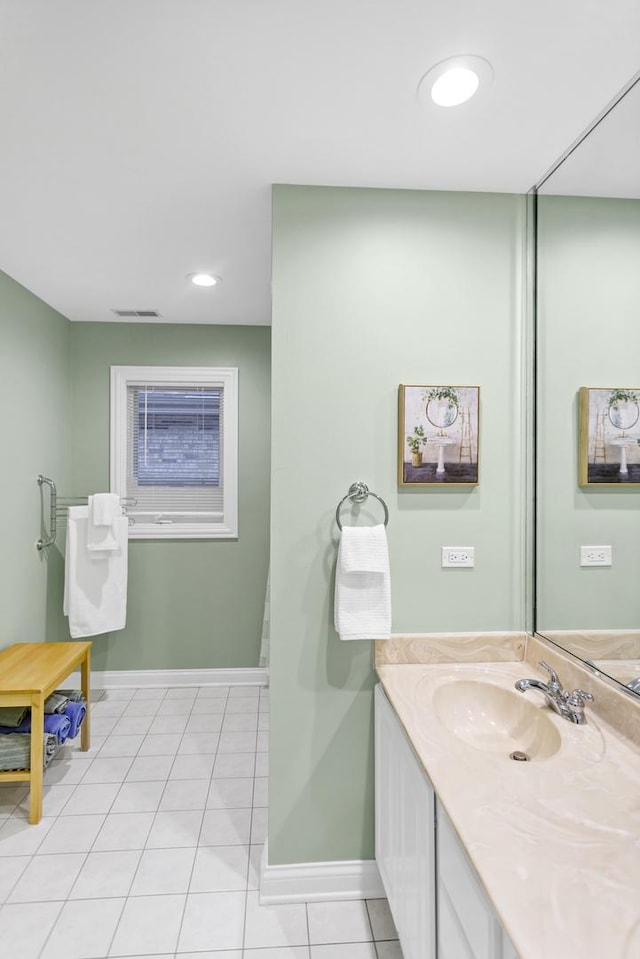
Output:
(377, 661), (640, 959)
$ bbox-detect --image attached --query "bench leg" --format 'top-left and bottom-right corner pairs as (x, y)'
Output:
(80, 648), (91, 751)
(29, 697), (44, 824)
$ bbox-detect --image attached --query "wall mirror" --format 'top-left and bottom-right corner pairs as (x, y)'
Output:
(535, 73), (640, 695)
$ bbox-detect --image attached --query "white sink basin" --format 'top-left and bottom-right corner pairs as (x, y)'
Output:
(433, 679), (562, 760)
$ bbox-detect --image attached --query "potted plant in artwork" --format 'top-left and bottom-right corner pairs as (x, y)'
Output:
(423, 386), (460, 431)
(608, 388), (640, 432)
(407, 425), (428, 466)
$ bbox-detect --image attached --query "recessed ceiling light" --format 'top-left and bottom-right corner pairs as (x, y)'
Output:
(417, 55), (493, 110)
(188, 272), (221, 288)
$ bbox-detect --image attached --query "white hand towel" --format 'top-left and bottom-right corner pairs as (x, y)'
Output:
(87, 493), (121, 552)
(64, 506), (128, 639)
(334, 524), (391, 640)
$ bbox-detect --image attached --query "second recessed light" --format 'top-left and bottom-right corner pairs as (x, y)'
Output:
(417, 55), (493, 110)
(188, 273), (221, 288)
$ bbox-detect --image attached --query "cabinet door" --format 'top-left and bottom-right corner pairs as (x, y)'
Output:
(375, 684), (436, 959)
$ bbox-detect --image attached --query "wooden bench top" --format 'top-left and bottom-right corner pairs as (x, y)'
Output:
(0, 642), (92, 696)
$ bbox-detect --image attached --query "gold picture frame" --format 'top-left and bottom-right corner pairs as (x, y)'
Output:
(398, 384), (480, 487)
(579, 386), (640, 486)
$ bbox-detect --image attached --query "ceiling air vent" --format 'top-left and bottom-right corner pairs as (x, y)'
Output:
(112, 309), (162, 318)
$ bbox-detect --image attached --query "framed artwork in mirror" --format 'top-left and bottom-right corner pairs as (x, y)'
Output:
(579, 386), (640, 486)
(398, 384), (479, 487)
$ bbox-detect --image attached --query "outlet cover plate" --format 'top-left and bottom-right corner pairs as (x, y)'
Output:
(580, 545), (612, 567)
(442, 547), (475, 568)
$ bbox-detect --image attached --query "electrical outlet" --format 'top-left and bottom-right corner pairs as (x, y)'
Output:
(580, 545), (612, 567)
(442, 547), (475, 568)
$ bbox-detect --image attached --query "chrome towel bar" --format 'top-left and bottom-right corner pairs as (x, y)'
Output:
(37, 475), (135, 550)
(335, 482), (389, 530)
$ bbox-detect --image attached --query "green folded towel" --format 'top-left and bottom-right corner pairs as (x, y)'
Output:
(57, 689), (87, 703)
(43, 692), (69, 714)
(0, 706), (29, 728)
(0, 732), (58, 771)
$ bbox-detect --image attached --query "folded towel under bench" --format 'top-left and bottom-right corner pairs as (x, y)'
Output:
(0, 733), (59, 771)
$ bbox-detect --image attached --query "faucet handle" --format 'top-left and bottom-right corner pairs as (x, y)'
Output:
(568, 689), (594, 705)
(538, 661), (562, 691)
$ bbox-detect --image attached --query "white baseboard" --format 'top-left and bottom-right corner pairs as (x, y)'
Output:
(259, 840), (384, 904)
(64, 666), (268, 689)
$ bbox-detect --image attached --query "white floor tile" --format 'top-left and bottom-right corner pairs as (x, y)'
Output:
(111, 781), (166, 814)
(160, 779), (210, 811)
(0, 783), (29, 815)
(131, 688), (169, 700)
(244, 890), (309, 950)
(59, 781), (121, 816)
(139, 733), (183, 756)
(44, 756), (94, 785)
(200, 807), (252, 846)
(225, 697), (259, 714)
(7, 851), (86, 902)
(258, 713), (270, 731)
(248, 844), (263, 890)
(109, 893), (186, 956)
(93, 812), (155, 851)
(38, 814), (106, 854)
(126, 755), (174, 781)
(253, 777), (268, 807)
(218, 730), (258, 752)
(82, 756), (134, 783)
(178, 953), (242, 959)
(130, 846), (196, 895)
(122, 699), (162, 717)
(0, 855), (30, 902)
(213, 752), (256, 779)
(222, 713), (259, 732)
(0, 900), (63, 959)
(251, 806), (268, 844)
(158, 698), (194, 716)
(100, 689), (135, 702)
(179, 731), (220, 754)
(375, 941), (403, 959)
(186, 714), (225, 733)
(0, 816), (54, 855)
(366, 899), (398, 940)
(228, 686), (260, 699)
(165, 687), (198, 700)
(16, 784), (76, 818)
(310, 945), (377, 959)
(191, 697), (227, 715)
(112, 715), (154, 736)
(91, 716), (120, 737)
(92, 700), (128, 718)
(170, 754), (215, 780)
(189, 844), (249, 892)
(207, 777), (254, 809)
(307, 900), (372, 944)
(56, 736), (104, 759)
(41, 896), (125, 959)
(148, 714), (189, 735)
(196, 685), (230, 697)
(177, 891), (246, 952)
(257, 730), (269, 752)
(68, 849), (142, 899)
(245, 948), (309, 959)
(146, 809), (204, 848)
(99, 734), (145, 758)
(255, 752), (269, 777)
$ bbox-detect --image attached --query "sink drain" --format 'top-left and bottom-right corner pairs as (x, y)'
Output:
(509, 750), (531, 762)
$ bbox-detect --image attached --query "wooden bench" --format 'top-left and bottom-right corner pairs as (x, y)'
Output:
(0, 642), (91, 823)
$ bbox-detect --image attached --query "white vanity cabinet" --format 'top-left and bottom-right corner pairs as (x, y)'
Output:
(375, 684), (519, 959)
(374, 684), (437, 959)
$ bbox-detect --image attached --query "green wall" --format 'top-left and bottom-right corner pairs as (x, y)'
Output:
(0, 270), (71, 649)
(269, 186), (529, 865)
(537, 195), (640, 629)
(68, 322), (271, 671)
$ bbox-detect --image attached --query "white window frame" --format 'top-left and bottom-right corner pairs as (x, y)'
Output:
(110, 365), (238, 539)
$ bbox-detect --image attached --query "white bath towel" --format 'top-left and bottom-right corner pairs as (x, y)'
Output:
(64, 506), (128, 638)
(334, 524), (391, 640)
(87, 493), (121, 552)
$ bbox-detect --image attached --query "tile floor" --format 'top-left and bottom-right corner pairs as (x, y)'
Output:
(0, 684), (403, 959)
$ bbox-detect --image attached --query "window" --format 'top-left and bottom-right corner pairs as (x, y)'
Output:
(110, 366), (238, 538)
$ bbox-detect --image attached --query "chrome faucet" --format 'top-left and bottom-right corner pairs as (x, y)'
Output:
(515, 661), (594, 724)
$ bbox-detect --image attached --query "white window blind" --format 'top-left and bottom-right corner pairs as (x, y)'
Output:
(111, 366), (238, 539)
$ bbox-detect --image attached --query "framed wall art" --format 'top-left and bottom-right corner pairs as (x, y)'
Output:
(579, 386), (640, 486)
(398, 384), (480, 487)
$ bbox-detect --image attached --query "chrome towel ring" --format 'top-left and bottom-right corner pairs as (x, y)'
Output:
(335, 482), (389, 530)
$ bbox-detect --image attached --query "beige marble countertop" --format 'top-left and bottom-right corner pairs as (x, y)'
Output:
(377, 661), (640, 959)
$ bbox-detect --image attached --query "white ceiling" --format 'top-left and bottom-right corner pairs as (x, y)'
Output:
(0, 0), (638, 326)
